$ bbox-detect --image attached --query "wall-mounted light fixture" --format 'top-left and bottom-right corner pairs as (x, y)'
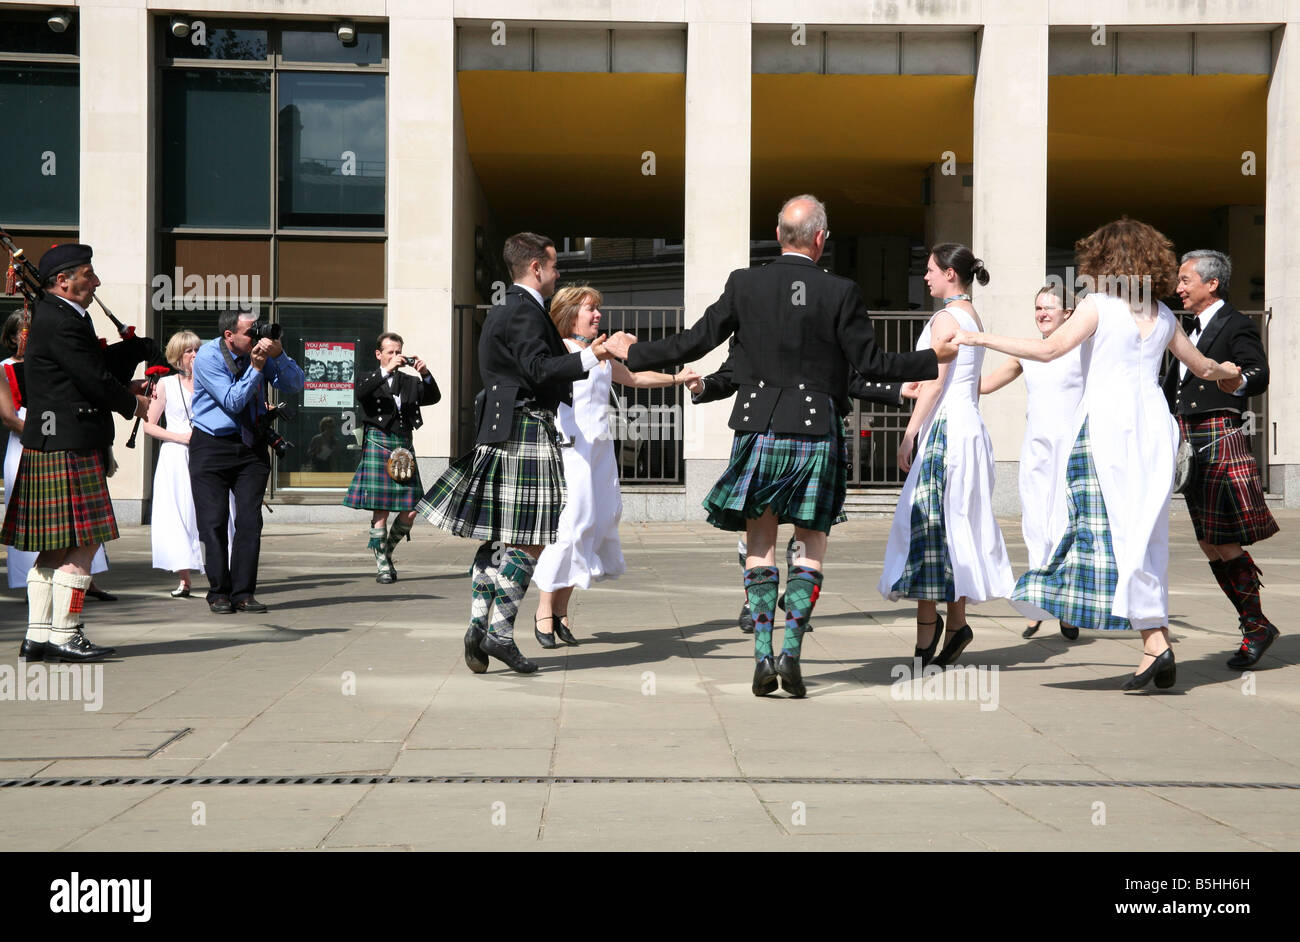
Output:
(47, 12), (72, 33)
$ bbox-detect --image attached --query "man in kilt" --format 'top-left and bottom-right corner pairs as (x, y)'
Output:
(417, 233), (630, 674)
(1166, 249), (1279, 668)
(3, 244), (149, 661)
(344, 332), (440, 583)
(604, 195), (956, 698)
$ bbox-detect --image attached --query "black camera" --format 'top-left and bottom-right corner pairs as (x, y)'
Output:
(252, 321), (282, 341)
(401, 354), (420, 365)
(257, 402), (297, 459)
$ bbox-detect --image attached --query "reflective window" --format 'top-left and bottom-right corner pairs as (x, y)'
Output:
(0, 12), (78, 56)
(277, 73), (386, 229)
(0, 65), (79, 226)
(164, 24), (269, 62)
(161, 70), (271, 228)
(281, 29), (384, 66)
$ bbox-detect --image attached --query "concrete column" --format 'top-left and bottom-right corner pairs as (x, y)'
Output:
(682, 2), (750, 509)
(389, 1), (456, 477)
(1266, 22), (1300, 505)
(972, 15), (1049, 515)
(79, 0), (151, 520)
(924, 162), (973, 254)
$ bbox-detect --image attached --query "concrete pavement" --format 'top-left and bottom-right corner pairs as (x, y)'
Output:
(1, 504), (1297, 851)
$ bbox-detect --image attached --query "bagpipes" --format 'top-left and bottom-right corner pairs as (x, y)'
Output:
(125, 364), (176, 449)
(2, 224), (167, 384)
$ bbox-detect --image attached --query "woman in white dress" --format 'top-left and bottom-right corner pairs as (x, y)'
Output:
(1, 313), (110, 590)
(954, 218), (1242, 689)
(531, 286), (698, 648)
(878, 244), (1014, 668)
(142, 330), (220, 598)
(977, 284), (1085, 639)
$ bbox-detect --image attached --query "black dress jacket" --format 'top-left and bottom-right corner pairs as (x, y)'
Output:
(1161, 300), (1268, 417)
(20, 294), (137, 451)
(625, 255), (938, 435)
(692, 338), (907, 408)
(354, 367), (441, 437)
(475, 285), (588, 444)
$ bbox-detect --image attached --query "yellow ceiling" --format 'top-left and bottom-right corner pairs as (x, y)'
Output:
(458, 70), (1267, 249)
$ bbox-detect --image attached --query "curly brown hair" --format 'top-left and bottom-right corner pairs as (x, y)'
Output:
(1074, 217), (1177, 303)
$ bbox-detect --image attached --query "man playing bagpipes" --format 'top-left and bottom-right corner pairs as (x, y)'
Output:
(2, 242), (152, 661)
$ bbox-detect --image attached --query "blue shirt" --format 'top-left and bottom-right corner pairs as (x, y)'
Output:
(191, 336), (306, 437)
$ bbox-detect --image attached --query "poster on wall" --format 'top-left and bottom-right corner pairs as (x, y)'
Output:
(303, 341), (355, 409)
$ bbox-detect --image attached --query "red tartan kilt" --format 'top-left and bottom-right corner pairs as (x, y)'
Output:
(1178, 414), (1278, 546)
(0, 448), (119, 551)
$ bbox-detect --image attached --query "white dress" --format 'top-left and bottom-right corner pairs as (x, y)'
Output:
(1013, 297), (1178, 631)
(150, 374), (233, 573)
(2, 357), (108, 588)
(1018, 349), (1085, 569)
(878, 307), (1014, 604)
(533, 340), (626, 591)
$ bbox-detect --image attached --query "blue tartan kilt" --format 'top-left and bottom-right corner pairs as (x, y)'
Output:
(416, 409), (566, 545)
(890, 414), (956, 602)
(1013, 418), (1131, 630)
(342, 427), (424, 511)
(703, 418), (848, 534)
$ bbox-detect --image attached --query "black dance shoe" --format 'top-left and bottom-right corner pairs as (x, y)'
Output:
(775, 653), (806, 698)
(44, 628), (115, 662)
(464, 624), (489, 674)
(1122, 648), (1174, 691)
(534, 619), (559, 650)
(1060, 622), (1080, 640)
(18, 639), (45, 661)
(479, 633), (539, 674)
(752, 656), (778, 697)
(1022, 621), (1042, 638)
(552, 615), (579, 646)
(1226, 624), (1279, 670)
(914, 613), (944, 667)
(932, 624), (973, 668)
(738, 602), (755, 634)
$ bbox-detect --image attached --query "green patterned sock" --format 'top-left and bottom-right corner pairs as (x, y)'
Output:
(782, 565), (823, 658)
(488, 548), (537, 642)
(744, 566), (780, 660)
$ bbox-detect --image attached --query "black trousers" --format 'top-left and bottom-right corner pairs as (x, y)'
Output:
(188, 427), (270, 602)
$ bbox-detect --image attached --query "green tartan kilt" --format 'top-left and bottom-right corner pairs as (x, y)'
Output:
(416, 409), (566, 545)
(703, 419), (849, 534)
(342, 427), (424, 511)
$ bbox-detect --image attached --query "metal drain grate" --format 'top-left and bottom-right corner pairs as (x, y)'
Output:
(1, 775), (1297, 789)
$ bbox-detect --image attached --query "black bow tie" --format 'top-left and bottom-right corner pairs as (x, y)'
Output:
(1182, 314), (1200, 335)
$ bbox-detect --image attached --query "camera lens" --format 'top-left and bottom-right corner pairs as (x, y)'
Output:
(254, 322), (283, 341)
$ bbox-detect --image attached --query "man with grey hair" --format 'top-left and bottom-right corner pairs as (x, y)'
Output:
(1164, 249), (1278, 669)
(604, 194), (955, 698)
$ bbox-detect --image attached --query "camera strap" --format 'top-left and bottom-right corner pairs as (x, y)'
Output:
(219, 338), (247, 379)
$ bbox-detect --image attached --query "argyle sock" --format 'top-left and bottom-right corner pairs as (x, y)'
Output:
(367, 525), (391, 577)
(50, 571), (91, 644)
(1225, 551), (1273, 635)
(744, 566), (780, 660)
(469, 541), (498, 633)
(781, 565), (823, 658)
(1209, 559), (1242, 615)
(383, 516), (413, 561)
(25, 566), (54, 644)
(488, 548), (537, 642)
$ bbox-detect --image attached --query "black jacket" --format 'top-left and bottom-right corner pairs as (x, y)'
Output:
(625, 255), (938, 435)
(1161, 300), (1268, 416)
(354, 367), (441, 437)
(475, 285), (588, 444)
(692, 339), (907, 409)
(20, 294), (137, 451)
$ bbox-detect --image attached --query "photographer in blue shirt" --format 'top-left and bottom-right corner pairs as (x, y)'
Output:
(190, 310), (304, 614)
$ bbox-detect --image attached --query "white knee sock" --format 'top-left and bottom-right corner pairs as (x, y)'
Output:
(25, 566), (55, 643)
(50, 571), (92, 643)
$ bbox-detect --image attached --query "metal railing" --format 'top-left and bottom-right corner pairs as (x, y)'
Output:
(454, 304), (686, 484)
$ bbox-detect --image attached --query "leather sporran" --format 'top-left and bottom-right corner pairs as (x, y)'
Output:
(1173, 437), (1195, 494)
(386, 446), (416, 483)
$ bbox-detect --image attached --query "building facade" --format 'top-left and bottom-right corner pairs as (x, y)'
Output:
(2, 0), (1297, 523)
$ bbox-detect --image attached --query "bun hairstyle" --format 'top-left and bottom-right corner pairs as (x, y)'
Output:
(931, 242), (990, 288)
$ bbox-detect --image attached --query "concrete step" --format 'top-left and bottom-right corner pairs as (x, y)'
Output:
(842, 488), (903, 516)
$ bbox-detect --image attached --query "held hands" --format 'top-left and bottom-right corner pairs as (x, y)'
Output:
(932, 332), (960, 363)
(674, 368), (702, 388)
(600, 331), (638, 361)
(685, 377), (704, 396)
(1213, 360), (1243, 392)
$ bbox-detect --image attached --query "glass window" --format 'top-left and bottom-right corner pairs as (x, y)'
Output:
(0, 65), (79, 226)
(281, 29), (384, 66)
(277, 73), (385, 229)
(272, 305), (385, 488)
(277, 239), (384, 298)
(159, 236), (271, 309)
(162, 70), (271, 228)
(164, 24), (269, 62)
(0, 12), (78, 56)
